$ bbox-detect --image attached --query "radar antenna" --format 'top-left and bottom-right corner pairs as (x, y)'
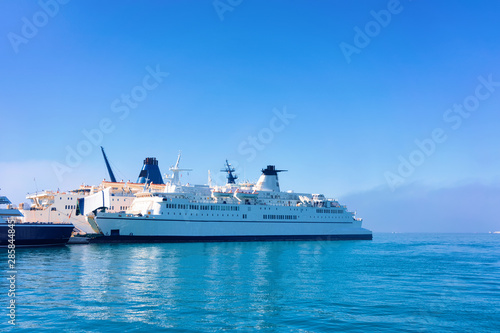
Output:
(221, 160), (238, 184)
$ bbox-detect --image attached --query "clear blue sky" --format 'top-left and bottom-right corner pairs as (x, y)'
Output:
(1, 0), (499, 232)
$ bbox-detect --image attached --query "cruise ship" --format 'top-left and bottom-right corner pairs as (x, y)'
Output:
(91, 160), (372, 242)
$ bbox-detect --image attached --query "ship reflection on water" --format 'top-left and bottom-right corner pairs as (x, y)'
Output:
(66, 241), (344, 327)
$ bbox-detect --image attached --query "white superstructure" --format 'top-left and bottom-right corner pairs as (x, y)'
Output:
(17, 148), (169, 234)
(20, 189), (93, 233)
(93, 161), (372, 242)
(18, 182), (159, 234)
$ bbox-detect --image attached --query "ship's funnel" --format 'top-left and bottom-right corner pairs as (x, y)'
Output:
(254, 165), (286, 192)
(137, 157), (164, 185)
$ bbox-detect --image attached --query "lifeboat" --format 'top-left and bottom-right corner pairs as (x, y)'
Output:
(211, 189), (234, 198)
(234, 189), (259, 200)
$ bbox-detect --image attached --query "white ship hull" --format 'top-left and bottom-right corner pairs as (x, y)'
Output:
(93, 220), (371, 242)
(94, 206), (372, 242)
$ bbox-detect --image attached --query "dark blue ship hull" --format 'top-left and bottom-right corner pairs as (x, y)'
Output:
(0, 223), (75, 247)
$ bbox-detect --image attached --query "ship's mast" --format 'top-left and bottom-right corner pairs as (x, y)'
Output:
(168, 152), (192, 186)
(100, 146), (117, 183)
(221, 160), (238, 184)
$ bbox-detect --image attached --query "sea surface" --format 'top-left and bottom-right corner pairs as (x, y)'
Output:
(1, 233), (499, 332)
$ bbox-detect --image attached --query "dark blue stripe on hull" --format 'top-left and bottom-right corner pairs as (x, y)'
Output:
(90, 234), (373, 243)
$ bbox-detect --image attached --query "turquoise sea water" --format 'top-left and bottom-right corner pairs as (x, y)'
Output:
(1, 233), (499, 332)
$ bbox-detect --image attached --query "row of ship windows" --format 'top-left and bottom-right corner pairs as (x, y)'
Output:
(165, 203), (240, 211)
(62, 205), (128, 211)
(311, 215), (348, 219)
(259, 207), (300, 211)
(135, 213), (348, 221)
(109, 206), (129, 211)
(60, 205), (129, 211)
(162, 212), (239, 217)
(263, 215), (298, 220)
(316, 209), (344, 214)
